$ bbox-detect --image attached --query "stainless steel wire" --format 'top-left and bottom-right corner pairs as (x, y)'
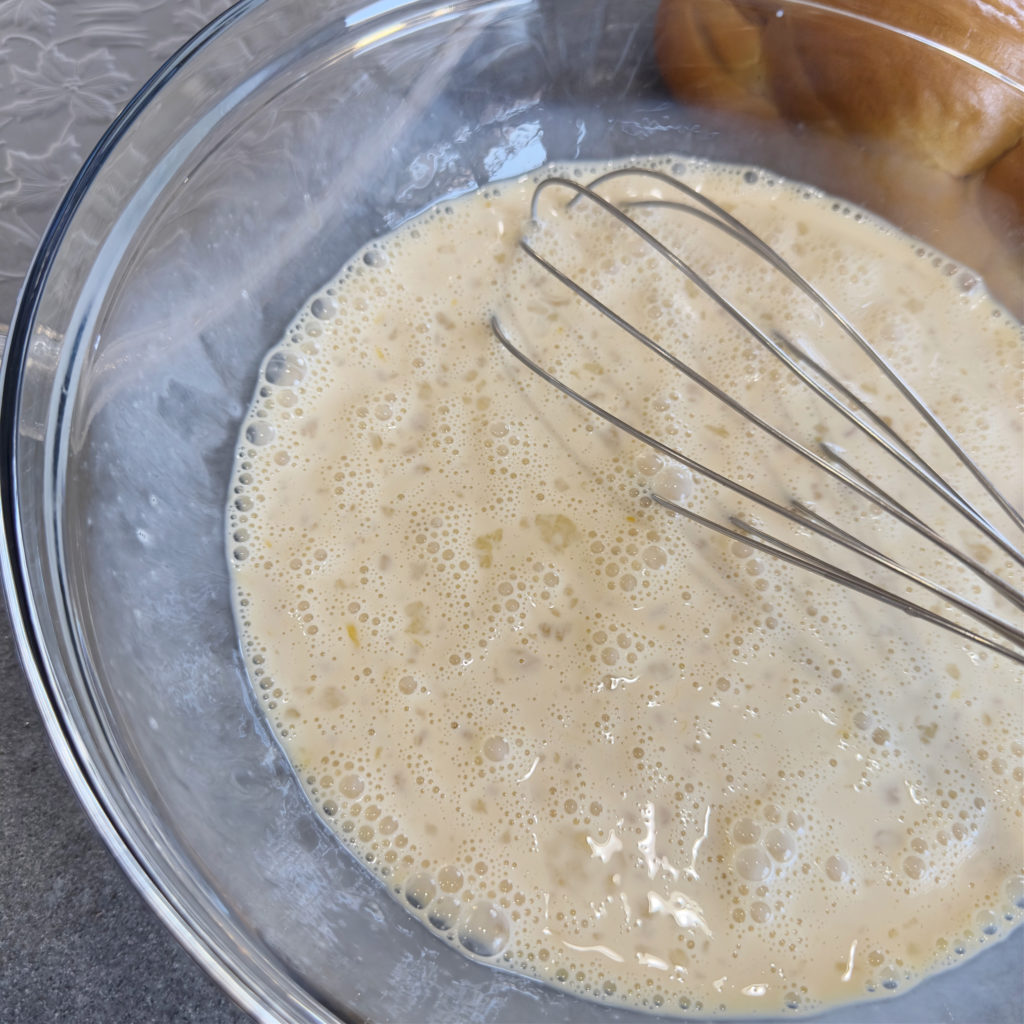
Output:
(492, 168), (1024, 664)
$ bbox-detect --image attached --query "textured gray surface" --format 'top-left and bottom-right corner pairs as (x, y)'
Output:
(1, 0), (248, 1020)
(0, 608), (250, 1023)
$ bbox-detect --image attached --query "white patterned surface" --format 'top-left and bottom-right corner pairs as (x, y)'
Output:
(0, 0), (233, 334)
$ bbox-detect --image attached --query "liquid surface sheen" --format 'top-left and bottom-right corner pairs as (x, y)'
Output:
(228, 158), (1023, 1017)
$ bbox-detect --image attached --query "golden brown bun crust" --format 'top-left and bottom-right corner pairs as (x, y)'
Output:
(655, 0), (1024, 176)
(655, 0), (1024, 311)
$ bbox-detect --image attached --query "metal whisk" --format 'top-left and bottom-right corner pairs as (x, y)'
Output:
(491, 167), (1024, 664)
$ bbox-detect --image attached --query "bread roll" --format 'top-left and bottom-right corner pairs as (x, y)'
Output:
(655, 0), (1024, 176)
(655, 0), (1023, 310)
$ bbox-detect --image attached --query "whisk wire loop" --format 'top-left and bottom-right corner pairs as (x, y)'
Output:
(785, 501), (1024, 647)
(548, 174), (1022, 564)
(516, 184), (1023, 606)
(714, 509), (1024, 664)
(630, 197), (1023, 563)
(492, 316), (1023, 664)
(580, 168), (1024, 535)
(494, 170), (1024, 662)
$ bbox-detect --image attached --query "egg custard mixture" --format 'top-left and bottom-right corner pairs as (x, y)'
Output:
(228, 158), (1023, 1017)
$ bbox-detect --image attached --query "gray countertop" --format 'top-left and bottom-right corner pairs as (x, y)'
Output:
(0, 609), (249, 1023)
(0, 1), (247, 1019)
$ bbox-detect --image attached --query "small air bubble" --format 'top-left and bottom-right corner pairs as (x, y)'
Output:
(264, 351), (306, 387)
(733, 818), (760, 845)
(405, 873), (436, 909)
(427, 895), (461, 931)
(311, 297), (337, 320)
(457, 903), (510, 957)
(734, 846), (772, 882)
(245, 421), (276, 446)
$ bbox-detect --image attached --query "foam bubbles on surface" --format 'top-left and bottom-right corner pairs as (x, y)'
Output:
(227, 156), (1023, 1016)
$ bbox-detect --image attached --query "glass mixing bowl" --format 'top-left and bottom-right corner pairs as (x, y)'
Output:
(2, 0), (1020, 1020)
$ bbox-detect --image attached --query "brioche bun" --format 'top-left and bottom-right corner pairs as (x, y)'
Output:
(655, 0), (1023, 176)
(655, 0), (1023, 309)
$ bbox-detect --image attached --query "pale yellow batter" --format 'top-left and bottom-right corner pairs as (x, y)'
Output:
(228, 158), (1023, 1016)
